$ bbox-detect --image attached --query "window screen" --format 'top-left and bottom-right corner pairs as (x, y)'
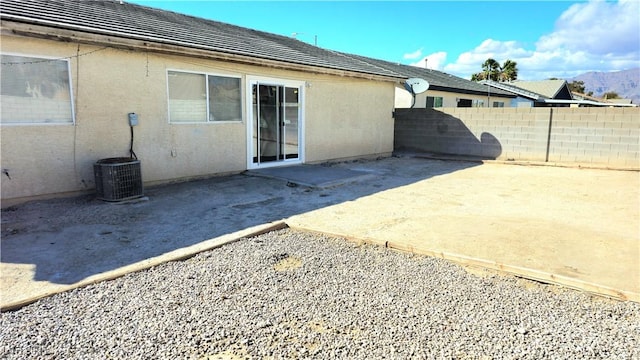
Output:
(168, 71), (242, 123)
(1, 55), (73, 124)
(168, 71), (207, 122)
(208, 75), (241, 122)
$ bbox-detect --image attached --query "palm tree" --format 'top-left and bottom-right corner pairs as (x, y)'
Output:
(482, 58), (500, 81)
(499, 60), (518, 82)
(471, 58), (518, 82)
(471, 72), (485, 81)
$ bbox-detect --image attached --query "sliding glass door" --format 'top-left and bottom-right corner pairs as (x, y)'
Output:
(248, 78), (303, 168)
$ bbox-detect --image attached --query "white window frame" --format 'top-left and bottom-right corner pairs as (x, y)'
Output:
(245, 75), (305, 169)
(166, 69), (243, 124)
(426, 96), (443, 108)
(0, 52), (75, 126)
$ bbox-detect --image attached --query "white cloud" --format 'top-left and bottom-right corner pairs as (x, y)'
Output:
(410, 52), (447, 70)
(441, 0), (640, 80)
(403, 48), (423, 60)
(537, 0), (639, 55)
(443, 39), (532, 78)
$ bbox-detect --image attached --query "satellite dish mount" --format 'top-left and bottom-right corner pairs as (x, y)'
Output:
(404, 78), (430, 108)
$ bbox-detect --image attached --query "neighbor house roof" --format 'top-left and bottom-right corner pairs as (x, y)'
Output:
(480, 80), (546, 101)
(345, 54), (515, 98)
(572, 92), (637, 107)
(511, 80), (571, 99)
(482, 81), (637, 107)
(604, 98), (634, 105)
(0, 0), (404, 80)
(481, 79), (576, 103)
(571, 92), (605, 102)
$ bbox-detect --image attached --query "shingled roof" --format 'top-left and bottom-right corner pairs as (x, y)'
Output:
(511, 80), (572, 100)
(0, 0), (403, 79)
(481, 80), (573, 101)
(343, 54), (515, 97)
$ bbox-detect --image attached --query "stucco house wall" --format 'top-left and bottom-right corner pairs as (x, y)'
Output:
(512, 97), (535, 107)
(1, 34), (395, 205)
(395, 87), (514, 108)
(307, 79), (394, 162)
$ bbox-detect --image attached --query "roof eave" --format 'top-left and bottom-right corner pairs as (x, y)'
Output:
(430, 84), (516, 98)
(1, 18), (403, 82)
(542, 99), (638, 107)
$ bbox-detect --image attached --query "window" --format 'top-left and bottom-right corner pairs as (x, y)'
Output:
(473, 99), (485, 107)
(492, 101), (505, 108)
(426, 96), (443, 108)
(457, 98), (472, 107)
(167, 70), (241, 123)
(1, 54), (74, 124)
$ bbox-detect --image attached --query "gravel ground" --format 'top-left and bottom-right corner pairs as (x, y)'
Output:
(2, 228), (639, 359)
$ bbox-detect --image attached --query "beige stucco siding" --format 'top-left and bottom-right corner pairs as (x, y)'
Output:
(395, 87), (513, 108)
(1, 34), (396, 203)
(0, 125), (77, 196)
(305, 78), (394, 163)
(1, 37), (250, 201)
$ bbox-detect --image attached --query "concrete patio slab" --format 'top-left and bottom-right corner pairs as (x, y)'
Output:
(247, 164), (372, 188)
(287, 162), (640, 301)
(1, 156), (638, 310)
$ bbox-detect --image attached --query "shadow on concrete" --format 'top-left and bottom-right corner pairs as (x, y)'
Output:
(0, 156), (478, 286)
(394, 108), (502, 160)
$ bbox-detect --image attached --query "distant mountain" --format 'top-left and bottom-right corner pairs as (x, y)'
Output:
(567, 68), (640, 104)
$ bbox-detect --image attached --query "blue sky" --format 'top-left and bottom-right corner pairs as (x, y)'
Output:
(128, 0), (639, 80)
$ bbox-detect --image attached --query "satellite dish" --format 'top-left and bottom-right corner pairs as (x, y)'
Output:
(404, 78), (429, 108)
(405, 78), (430, 95)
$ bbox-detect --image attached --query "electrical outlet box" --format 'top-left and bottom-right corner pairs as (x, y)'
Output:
(128, 113), (138, 126)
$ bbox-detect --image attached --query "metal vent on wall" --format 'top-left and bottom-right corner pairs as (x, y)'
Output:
(94, 157), (143, 202)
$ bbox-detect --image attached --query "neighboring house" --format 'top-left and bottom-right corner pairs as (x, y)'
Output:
(345, 56), (516, 108)
(479, 79), (635, 107)
(0, 0), (408, 204)
(572, 92), (637, 107)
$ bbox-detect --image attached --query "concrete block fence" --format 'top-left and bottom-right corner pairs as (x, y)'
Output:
(394, 107), (639, 168)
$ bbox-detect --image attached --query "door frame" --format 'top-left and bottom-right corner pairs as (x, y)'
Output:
(246, 75), (305, 169)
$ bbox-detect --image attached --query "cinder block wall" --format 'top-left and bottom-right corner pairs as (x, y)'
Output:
(394, 107), (639, 168)
(548, 108), (639, 167)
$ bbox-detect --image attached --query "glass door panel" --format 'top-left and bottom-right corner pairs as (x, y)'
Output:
(251, 81), (301, 166)
(252, 84), (279, 163)
(260, 84), (279, 162)
(281, 86), (299, 159)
